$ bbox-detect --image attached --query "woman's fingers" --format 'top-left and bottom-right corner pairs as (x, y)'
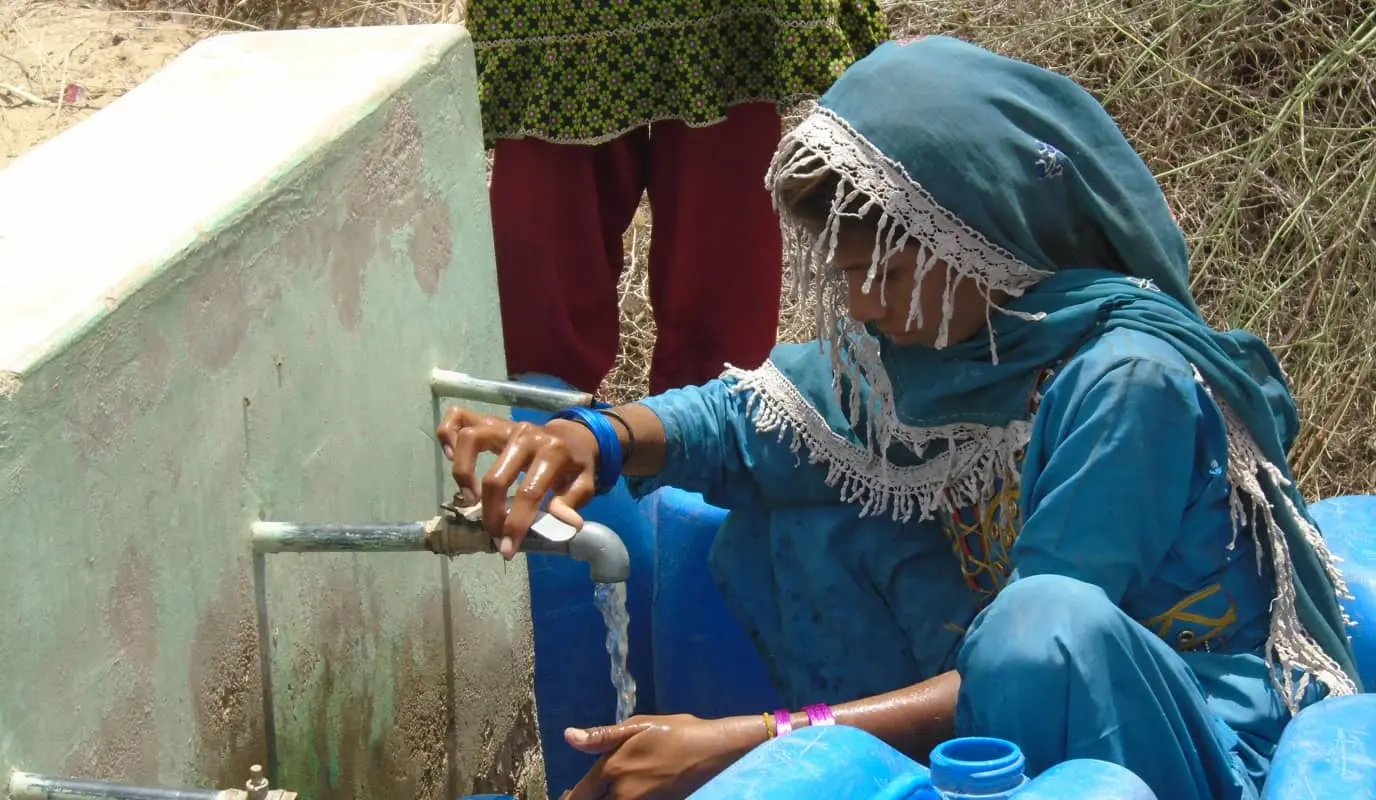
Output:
(502, 452), (574, 550)
(446, 419), (516, 506)
(439, 409), (516, 502)
(565, 721), (654, 755)
(548, 471), (597, 528)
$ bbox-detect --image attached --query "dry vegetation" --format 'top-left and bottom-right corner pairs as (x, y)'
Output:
(621, 0), (1376, 500)
(4, 0), (1373, 497)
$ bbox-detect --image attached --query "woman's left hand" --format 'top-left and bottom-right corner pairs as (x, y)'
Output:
(559, 713), (765, 800)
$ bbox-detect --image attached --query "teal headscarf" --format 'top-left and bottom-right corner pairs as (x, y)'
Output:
(757, 36), (1359, 704)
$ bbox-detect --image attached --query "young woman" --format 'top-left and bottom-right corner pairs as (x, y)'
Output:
(469, 0), (886, 394)
(439, 36), (1360, 800)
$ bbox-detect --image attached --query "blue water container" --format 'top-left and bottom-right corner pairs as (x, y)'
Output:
(1263, 694), (1376, 800)
(507, 374), (657, 798)
(689, 726), (1157, 799)
(641, 487), (784, 717)
(1012, 760), (1157, 800)
(1306, 494), (1376, 688)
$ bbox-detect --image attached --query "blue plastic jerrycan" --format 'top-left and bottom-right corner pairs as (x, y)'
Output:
(689, 725), (1157, 800)
(1305, 494), (1376, 687)
(1263, 694), (1376, 800)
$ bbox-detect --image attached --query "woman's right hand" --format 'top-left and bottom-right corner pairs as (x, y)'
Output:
(436, 407), (601, 558)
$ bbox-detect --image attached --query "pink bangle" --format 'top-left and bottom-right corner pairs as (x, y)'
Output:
(803, 703), (836, 727)
(772, 709), (793, 737)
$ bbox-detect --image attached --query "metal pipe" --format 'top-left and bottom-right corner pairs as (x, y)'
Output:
(250, 521), (428, 553)
(251, 505), (630, 584)
(6, 772), (231, 800)
(429, 369), (595, 411)
(7, 766), (296, 800)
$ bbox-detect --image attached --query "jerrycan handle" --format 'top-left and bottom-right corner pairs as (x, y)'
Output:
(870, 770), (942, 800)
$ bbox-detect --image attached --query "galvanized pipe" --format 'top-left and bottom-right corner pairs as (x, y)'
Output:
(7, 767), (295, 800)
(251, 508), (630, 583)
(249, 521), (429, 553)
(6, 772), (230, 800)
(429, 368), (595, 411)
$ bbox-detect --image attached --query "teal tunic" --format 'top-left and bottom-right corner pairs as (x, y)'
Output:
(628, 328), (1319, 800)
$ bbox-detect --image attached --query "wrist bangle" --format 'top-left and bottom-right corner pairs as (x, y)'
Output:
(598, 408), (637, 464)
(550, 406), (622, 495)
(762, 712), (776, 739)
(803, 703), (836, 727)
(772, 709), (793, 737)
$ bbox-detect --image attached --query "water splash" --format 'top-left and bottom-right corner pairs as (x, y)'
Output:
(593, 581), (636, 722)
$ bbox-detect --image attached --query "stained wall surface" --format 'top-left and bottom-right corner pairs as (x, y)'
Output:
(0, 25), (543, 799)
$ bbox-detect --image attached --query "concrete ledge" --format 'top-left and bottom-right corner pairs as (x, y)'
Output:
(0, 25), (461, 374)
(0, 25), (541, 798)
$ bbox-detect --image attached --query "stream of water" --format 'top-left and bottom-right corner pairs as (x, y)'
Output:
(593, 581), (636, 722)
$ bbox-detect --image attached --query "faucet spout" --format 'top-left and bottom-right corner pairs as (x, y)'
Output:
(565, 521), (630, 584)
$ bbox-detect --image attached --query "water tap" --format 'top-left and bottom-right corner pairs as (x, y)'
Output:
(429, 494), (631, 583)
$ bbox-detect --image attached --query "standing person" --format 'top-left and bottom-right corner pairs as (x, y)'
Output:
(470, 1), (888, 395)
(439, 37), (1361, 800)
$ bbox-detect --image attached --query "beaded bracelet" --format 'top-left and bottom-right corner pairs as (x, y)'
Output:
(550, 406), (622, 495)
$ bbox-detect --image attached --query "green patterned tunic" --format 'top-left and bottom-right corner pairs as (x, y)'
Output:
(469, 1), (888, 146)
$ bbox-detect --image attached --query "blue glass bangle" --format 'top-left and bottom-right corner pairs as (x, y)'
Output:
(551, 406), (622, 495)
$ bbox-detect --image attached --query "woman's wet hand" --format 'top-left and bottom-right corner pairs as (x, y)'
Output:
(435, 407), (600, 557)
(560, 714), (765, 800)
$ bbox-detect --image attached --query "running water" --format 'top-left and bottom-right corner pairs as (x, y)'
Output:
(593, 581), (637, 722)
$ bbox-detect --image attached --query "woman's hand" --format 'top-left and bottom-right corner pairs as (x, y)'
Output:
(560, 714), (765, 800)
(435, 407), (600, 557)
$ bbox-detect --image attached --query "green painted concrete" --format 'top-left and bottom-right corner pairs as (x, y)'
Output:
(0, 25), (543, 799)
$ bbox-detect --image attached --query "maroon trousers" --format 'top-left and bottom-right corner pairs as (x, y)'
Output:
(489, 102), (784, 395)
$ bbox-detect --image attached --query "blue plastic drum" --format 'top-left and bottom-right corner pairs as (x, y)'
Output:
(641, 486), (783, 717)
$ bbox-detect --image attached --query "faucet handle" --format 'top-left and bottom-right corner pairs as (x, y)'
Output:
(440, 495), (579, 544)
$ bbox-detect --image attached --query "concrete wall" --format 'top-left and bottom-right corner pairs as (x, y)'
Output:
(0, 25), (543, 799)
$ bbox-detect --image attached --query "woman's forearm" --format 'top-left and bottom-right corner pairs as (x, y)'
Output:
(607, 403), (668, 476)
(828, 670), (960, 761)
(724, 671), (960, 764)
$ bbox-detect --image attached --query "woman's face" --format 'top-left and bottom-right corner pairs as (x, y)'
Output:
(831, 227), (995, 348)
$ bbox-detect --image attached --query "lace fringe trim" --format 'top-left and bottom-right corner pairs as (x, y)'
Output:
(1196, 370), (1358, 712)
(723, 360), (1032, 523)
(724, 358), (1359, 712)
(765, 107), (1052, 345)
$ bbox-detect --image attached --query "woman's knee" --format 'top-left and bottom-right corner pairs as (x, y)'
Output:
(958, 574), (1127, 690)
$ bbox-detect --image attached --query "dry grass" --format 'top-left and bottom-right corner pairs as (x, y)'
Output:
(15, 0), (1374, 497)
(879, 0), (1376, 498)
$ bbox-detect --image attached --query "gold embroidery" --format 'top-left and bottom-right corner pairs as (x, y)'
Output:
(1143, 583), (1238, 651)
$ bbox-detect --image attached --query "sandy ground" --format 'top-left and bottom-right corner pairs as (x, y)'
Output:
(1, 0), (205, 168)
